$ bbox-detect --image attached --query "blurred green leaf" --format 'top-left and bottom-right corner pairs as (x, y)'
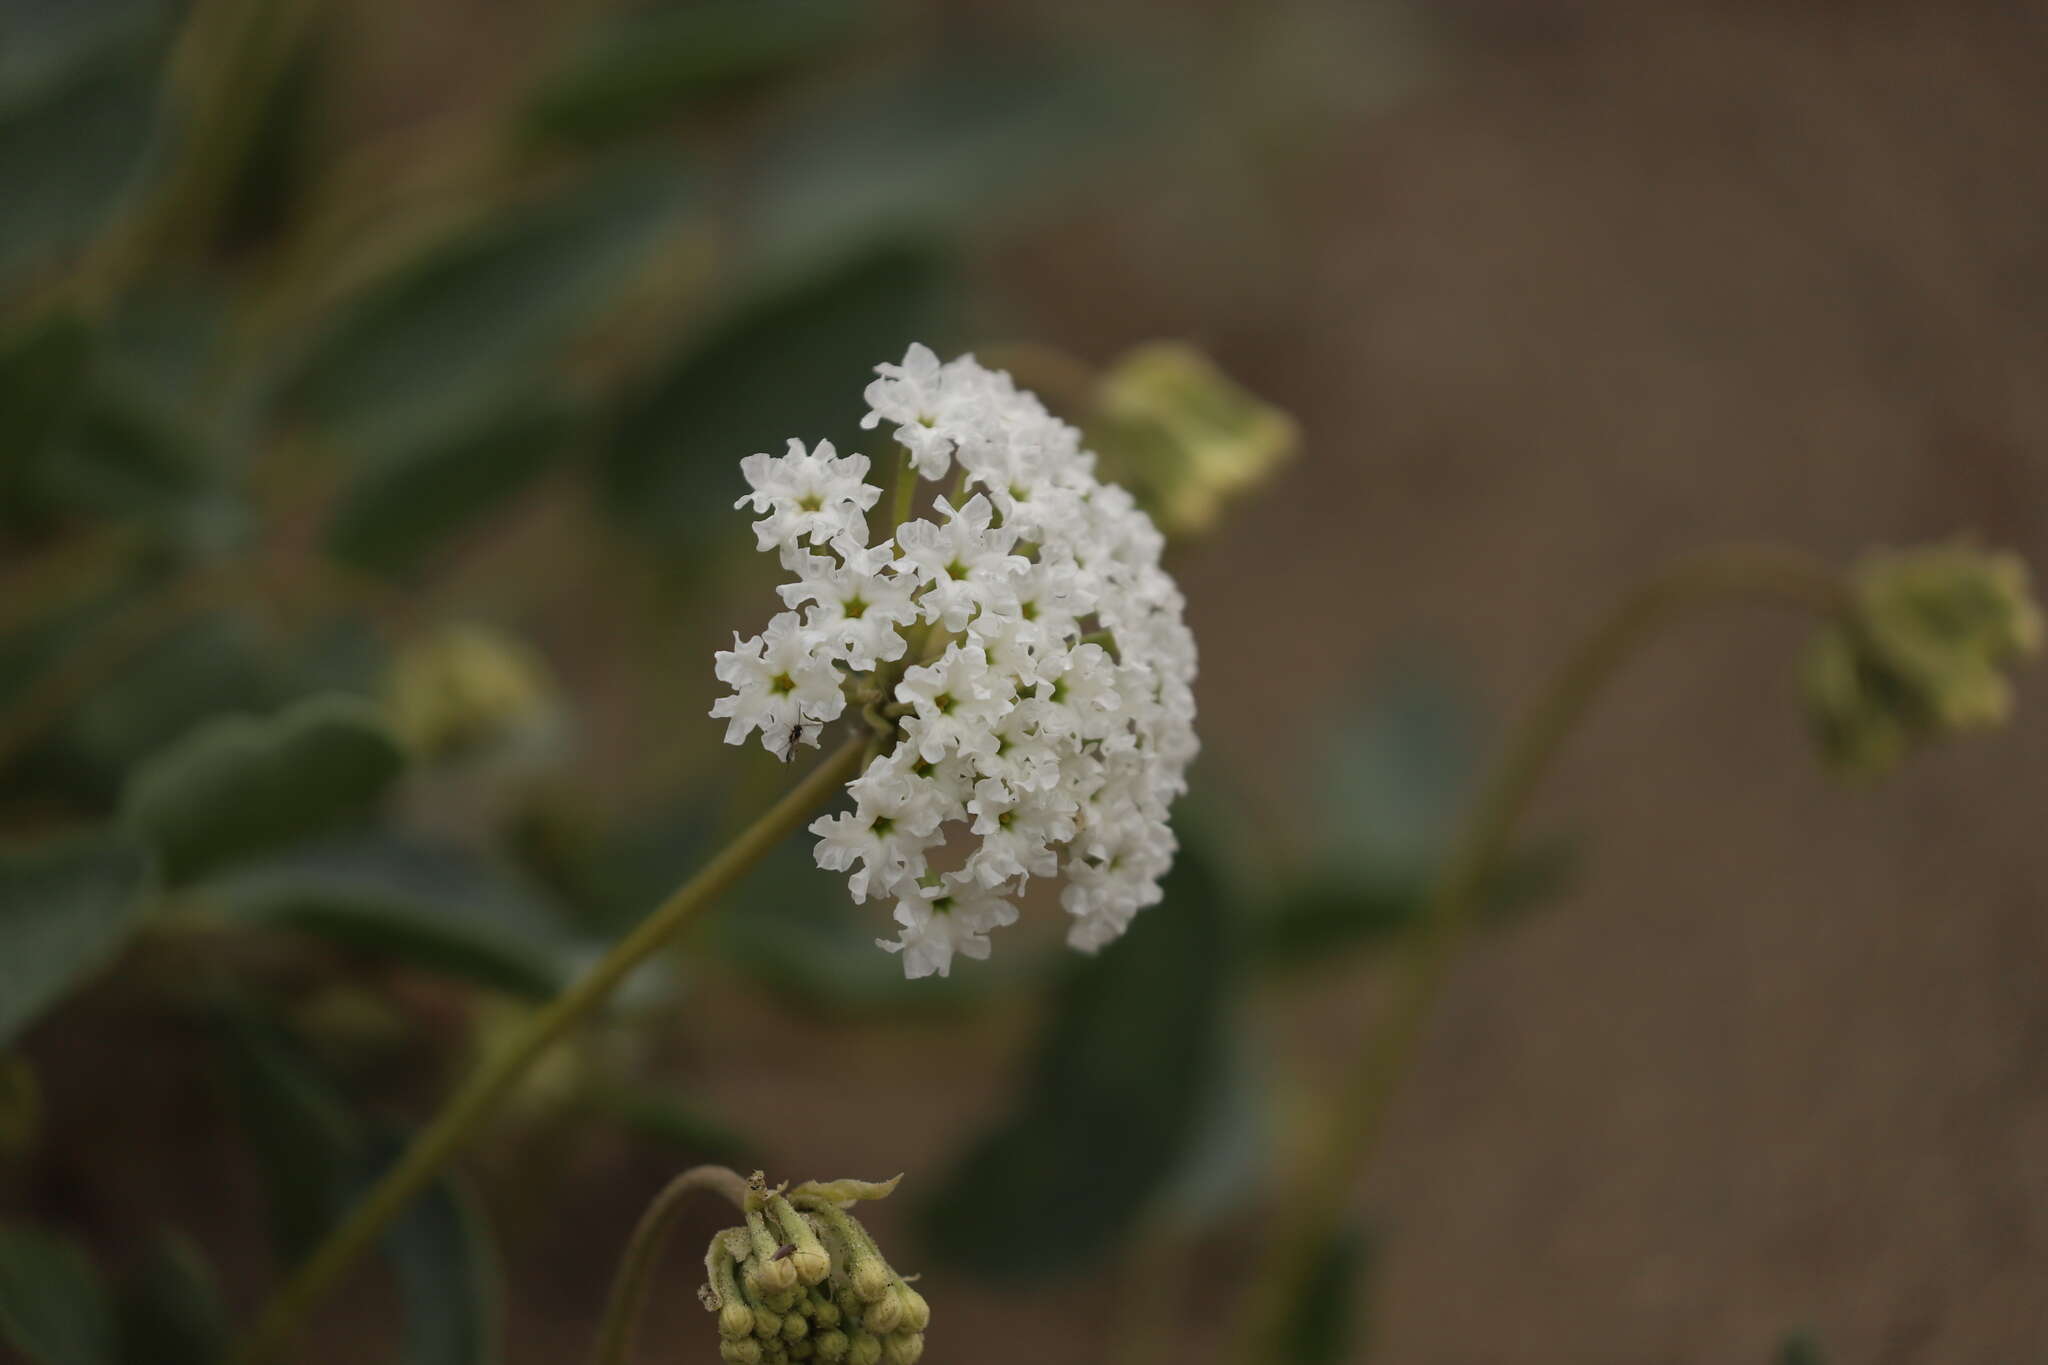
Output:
(524, 0), (860, 145)
(921, 846), (1228, 1276)
(0, 310), (95, 529)
(58, 613), (283, 791)
(116, 1232), (227, 1365)
(1777, 1332), (1825, 1365)
(367, 1139), (502, 1365)
(123, 693), (406, 884)
(216, 1009), (503, 1362)
(1253, 837), (1578, 967)
(744, 52), (1135, 280)
(0, 831), (153, 1046)
(712, 831), (1002, 1013)
(0, 0), (169, 107)
(602, 242), (953, 545)
(602, 1088), (755, 1167)
(3, 289), (242, 545)
(1144, 1030), (1270, 1229)
(201, 833), (586, 999)
(0, 32), (166, 298)
(1275, 1221), (1373, 1365)
(1317, 667), (1481, 886)
(0, 1222), (116, 1365)
(325, 396), (580, 579)
(290, 166), (696, 453)
(215, 1007), (363, 1256)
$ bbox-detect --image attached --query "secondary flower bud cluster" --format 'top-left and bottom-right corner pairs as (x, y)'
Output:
(699, 1175), (927, 1365)
(711, 344), (1198, 977)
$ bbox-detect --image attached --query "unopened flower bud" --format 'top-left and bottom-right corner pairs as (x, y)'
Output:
(808, 1290), (842, 1329)
(859, 1286), (902, 1334)
(814, 1330), (850, 1362)
(894, 1286), (929, 1334)
(882, 1333), (924, 1365)
(720, 1339), (763, 1365)
(1803, 542), (2042, 778)
(782, 1311), (809, 1342)
(788, 1337), (816, 1360)
(719, 1302), (755, 1340)
(767, 1195), (833, 1286)
(852, 1260), (895, 1311)
(746, 1207), (803, 1296)
(847, 1333), (883, 1365)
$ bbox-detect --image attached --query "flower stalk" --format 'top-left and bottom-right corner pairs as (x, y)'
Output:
(231, 737), (867, 1365)
(1232, 545), (1852, 1363)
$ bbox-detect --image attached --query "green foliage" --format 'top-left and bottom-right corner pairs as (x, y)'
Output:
(0, 1222), (116, 1365)
(289, 166), (696, 454)
(1776, 1332), (1825, 1365)
(602, 242), (954, 546)
(201, 833), (587, 999)
(921, 847), (1229, 1276)
(525, 0), (862, 145)
(369, 1139), (503, 1365)
(116, 1233), (228, 1365)
(324, 397), (580, 579)
(0, 831), (153, 1046)
(123, 693), (406, 884)
(743, 52), (1134, 279)
(1250, 666), (1577, 965)
(713, 832), (1008, 1012)
(216, 1008), (365, 1256)
(218, 1010), (501, 1362)
(0, 14), (168, 298)
(1276, 1222), (1373, 1365)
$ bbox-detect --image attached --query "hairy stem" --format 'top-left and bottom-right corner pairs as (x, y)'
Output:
(591, 1165), (750, 1365)
(232, 738), (865, 1364)
(1233, 545), (1849, 1362)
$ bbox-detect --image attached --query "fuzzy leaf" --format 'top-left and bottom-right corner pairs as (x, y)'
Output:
(201, 834), (585, 999)
(0, 832), (153, 1046)
(116, 1233), (227, 1365)
(290, 167), (694, 454)
(0, 1222), (116, 1365)
(123, 694), (406, 884)
(921, 845), (1228, 1276)
(524, 0), (860, 144)
(601, 242), (953, 547)
(325, 397), (579, 579)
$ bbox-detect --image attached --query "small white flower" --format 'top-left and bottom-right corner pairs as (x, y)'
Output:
(778, 536), (920, 671)
(735, 439), (879, 552)
(709, 612), (845, 751)
(876, 877), (1020, 978)
(894, 644), (1014, 764)
(894, 494), (1028, 632)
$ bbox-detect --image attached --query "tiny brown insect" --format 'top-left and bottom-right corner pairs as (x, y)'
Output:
(771, 1243), (796, 1261)
(776, 709), (819, 763)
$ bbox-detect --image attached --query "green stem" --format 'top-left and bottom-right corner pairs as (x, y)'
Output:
(590, 1165), (750, 1365)
(232, 737), (866, 1365)
(1231, 545), (1850, 1363)
(889, 448), (918, 533)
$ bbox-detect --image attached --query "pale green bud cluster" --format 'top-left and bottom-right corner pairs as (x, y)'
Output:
(700, 1173), (927, 1364)
(1803, 542), (2042, 777)
(382, 622), (559, 761)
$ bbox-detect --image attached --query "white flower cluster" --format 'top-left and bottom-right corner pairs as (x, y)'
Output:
(712, 345), (1198, 977)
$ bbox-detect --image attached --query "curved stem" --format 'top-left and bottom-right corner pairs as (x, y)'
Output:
(232, 737), (866, 1365)
(1232, 545), (1850, 1363)
(590, 1165), (750, 1365)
